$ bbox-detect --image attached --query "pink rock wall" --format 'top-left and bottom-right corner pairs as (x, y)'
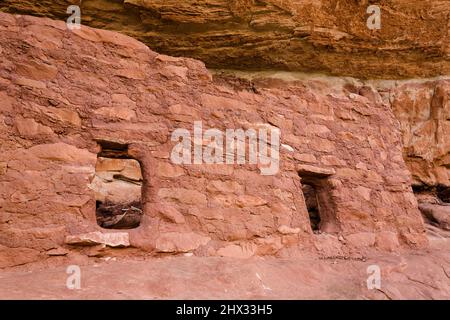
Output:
(0, 13), (427, 260)
(389, 80), (450, 187)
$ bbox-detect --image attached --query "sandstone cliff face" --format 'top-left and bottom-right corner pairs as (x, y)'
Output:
(0, 0), (448, 79)
(0, 13), (427, 261)
(388, 80), (450, 188)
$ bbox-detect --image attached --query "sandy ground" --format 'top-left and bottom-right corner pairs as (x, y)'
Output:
(0, 236), (449, 300)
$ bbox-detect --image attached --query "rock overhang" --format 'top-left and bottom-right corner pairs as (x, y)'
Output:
(0, 0), (448, 79)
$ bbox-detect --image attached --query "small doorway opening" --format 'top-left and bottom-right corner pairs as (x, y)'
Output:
(299, 167), (337, 233)
(91, 141), (143, 229)
(302, 183), (321, 231)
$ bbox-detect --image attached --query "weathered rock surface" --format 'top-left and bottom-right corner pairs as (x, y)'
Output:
(204, 70), (450, 193)
(0, 245), (40, 268)
(386, 79), (450, 188)
(1, 249), (450, 299)
(90, 157), (143, 204)
(65, 231), (130, 247)
(0, 12), (428, 261)
(419, 203), (450, 230)
(0, 0), (448, 79)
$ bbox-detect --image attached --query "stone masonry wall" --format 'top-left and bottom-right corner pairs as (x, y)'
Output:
(0, 13), (427, 261)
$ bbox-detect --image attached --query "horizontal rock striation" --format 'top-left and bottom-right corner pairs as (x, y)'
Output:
(0, 0), (448, 79)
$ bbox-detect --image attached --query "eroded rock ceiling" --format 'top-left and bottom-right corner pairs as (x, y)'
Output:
(0, 0), (449, 79)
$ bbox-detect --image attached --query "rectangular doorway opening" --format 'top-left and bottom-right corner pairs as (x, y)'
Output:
(299, 167), (337, 234)
(302, 183), (321, 232)
(92, 141), (143, 229)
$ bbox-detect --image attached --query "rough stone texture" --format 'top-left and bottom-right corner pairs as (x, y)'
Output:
(1, 252), (450, 299)
(65, 231), (131, 247)
(0, 245), (41, 268)
(419, 203), (450, 230)
(297, 76), (450, 192)
(211, 72), (450, 194)
(91, 157), (143, 204)
(0, 0), (448, 79)
(385, 79), (450, 188)
(415, 191), (450, 231)
(0, 13), (428, 261)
